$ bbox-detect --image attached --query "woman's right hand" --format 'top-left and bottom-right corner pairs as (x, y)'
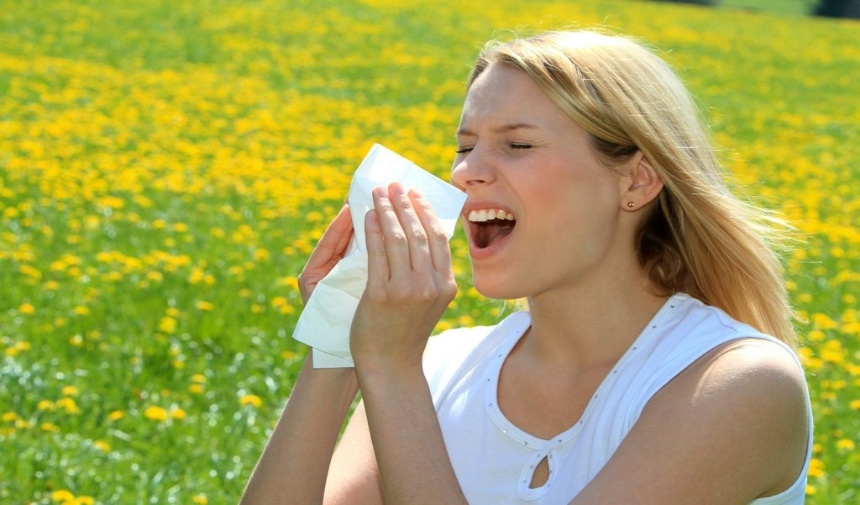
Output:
(297, 204), (354, 305)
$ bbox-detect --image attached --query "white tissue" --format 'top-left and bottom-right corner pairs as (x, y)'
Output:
(292, 144), (467, 368)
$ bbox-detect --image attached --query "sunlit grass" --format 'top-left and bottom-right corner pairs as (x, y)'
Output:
(1, 0), (858, 502)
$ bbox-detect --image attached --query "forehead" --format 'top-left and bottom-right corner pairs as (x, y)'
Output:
(459, 62), (570, 130)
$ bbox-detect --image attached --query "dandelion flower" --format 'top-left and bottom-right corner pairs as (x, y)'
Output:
(144, 406), (168, 421)
(50, 490), (75, 502)
(240, 394), (262, 408)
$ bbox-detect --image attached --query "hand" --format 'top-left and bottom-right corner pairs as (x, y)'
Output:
(297, 204), (354, 305)
(350, 182), (457, 371)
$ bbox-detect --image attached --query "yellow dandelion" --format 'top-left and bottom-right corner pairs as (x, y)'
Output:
(192, 494), (209, 505)
(2, 412), (19, 422)
(37, 400), (56, 411)
(50, 489), (75, 502)
(61, 386), (79, 396)
(195, 300), (214, 311)
(189, 383), (204, 394)
(56, 397), (80, 414)
(73, 305), (90, 316)
(108, 410), (125, 421)
(240, 394), (262, 408)
(836, 438), (855, 451)
(144, 406), (168, 422)
(277, 275), (300, 291)
(94, 440), (111, 452)
(807, 458), (825, 478)
(158, 316), (178, 334)
(170, 408), (187, 420)
(41, 422), (60, 432)
(18, 303), (36, 315)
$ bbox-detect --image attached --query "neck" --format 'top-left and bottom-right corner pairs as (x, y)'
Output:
(524, 280), (669, 368)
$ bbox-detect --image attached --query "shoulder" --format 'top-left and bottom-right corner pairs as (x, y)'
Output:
(664, 337), (809, 428)
(652, 337), (810, 498)
(574, 336), (811, 504)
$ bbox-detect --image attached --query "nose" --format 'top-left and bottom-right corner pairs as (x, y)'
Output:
(451, 149), (496, 191)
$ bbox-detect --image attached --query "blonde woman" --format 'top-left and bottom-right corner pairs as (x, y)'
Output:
(241, 30), (812, 504)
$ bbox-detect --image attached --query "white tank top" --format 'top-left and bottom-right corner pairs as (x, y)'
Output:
(422, 293), (812, 504)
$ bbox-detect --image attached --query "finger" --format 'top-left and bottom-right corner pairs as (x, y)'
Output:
(364, 207), (390, 287)
(306, 204), (354, 269)
(387, 182), (432, 272)
(408, 189), (453, 273)
(371, 185), (413, 276)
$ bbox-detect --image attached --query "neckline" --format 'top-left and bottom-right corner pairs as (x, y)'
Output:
(484, 293), (687, 450)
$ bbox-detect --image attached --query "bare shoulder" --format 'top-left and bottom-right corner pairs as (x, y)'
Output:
(572, 337), (811, 504)
(676, 337), (809, 409)
(647, 337), (810, 498)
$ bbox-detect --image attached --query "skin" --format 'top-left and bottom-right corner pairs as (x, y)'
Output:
(240, 62), (809, 504)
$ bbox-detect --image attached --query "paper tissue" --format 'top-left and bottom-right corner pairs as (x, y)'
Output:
(292, 144), (467, 368)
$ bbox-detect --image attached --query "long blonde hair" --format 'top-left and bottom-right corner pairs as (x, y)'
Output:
(469, 30), (796, 346)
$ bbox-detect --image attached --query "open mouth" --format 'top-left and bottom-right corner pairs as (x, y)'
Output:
(467, 209), (516, 249)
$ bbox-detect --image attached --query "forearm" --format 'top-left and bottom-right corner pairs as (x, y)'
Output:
(241, 355), (359, 505)
(357, 362), (467, 505)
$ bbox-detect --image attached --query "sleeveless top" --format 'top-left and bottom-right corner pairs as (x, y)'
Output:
(422, 293), (812, 504)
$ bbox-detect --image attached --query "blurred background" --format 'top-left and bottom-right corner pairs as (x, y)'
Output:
(1, 0), (857, 503)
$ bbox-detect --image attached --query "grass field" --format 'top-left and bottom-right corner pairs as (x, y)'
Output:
(1, 0), (858, 503)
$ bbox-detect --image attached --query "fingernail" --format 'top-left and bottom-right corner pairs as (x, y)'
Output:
(388, 182), (404, 195)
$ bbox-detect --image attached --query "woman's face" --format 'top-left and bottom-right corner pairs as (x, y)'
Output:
(451, 62), (636, 301)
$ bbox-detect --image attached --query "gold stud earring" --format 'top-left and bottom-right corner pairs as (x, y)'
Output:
(627, 201), (635, 208)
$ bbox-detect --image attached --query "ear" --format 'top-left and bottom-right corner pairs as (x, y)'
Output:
(620, 152), (664, 212)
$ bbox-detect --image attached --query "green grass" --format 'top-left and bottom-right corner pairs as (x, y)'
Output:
(1, 0), (858, 503)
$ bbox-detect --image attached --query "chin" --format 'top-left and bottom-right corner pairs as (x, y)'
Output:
(472, 273), (526, 302)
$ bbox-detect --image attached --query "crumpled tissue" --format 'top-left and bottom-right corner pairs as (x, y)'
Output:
(292, 144), (467, 368)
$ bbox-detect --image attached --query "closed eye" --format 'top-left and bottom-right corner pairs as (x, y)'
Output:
(510, 143), (532, 150)
(456, 147), (473, 154)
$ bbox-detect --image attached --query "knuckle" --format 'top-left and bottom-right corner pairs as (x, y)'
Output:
(410, 227), (429, 245)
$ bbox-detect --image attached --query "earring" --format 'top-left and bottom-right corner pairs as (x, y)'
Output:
(627, 201), (635, 208)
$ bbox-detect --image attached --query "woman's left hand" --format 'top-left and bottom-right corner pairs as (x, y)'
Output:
(349, 182), (457, 372)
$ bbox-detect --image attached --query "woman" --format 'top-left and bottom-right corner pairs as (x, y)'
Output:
(241, 30), (812, 504)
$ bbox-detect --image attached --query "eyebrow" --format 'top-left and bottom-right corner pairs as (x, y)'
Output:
(456, 122), (540, 137)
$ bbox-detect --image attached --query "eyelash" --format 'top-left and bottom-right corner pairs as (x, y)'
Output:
(455, 144), (532, 154)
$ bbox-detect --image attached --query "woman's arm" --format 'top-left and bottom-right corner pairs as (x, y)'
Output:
(241, 204), (363, 505)
(348, 183), (467, 504)
(570, 338), (810, 505)
(240, 357), (359, 505)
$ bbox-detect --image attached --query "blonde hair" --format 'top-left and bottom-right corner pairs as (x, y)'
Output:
(469, 30), (796, 346)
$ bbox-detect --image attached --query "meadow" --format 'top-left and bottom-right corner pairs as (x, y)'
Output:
(1, 0), (858, 503)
